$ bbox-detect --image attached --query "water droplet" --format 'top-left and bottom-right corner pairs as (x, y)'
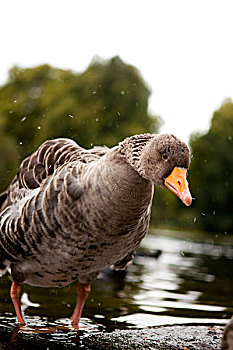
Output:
(29, 86), (41, 99)
(94, 314), (105, 319)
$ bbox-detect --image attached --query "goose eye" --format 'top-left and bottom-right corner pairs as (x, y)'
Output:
(162, 153), (168, 160)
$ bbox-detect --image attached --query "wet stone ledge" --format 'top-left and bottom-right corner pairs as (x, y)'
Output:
(82, 325), (225, 350)
(0, 317), (227, 350)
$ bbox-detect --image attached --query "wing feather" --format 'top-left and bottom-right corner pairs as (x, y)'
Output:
(0, 138), (108, 211)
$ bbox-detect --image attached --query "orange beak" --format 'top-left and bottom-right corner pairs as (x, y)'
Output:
(164, 167), (192, 206)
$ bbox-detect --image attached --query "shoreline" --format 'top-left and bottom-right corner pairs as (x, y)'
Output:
(0, 321), (227, 349)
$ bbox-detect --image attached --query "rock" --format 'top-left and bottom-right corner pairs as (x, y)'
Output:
(0, 318), (226, 349)
(82, 325), (225, 350)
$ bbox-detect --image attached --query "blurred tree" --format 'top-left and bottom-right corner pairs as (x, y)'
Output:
(151, 180), (195, 230)
(0, 56), (160, 191)
(189, 100), (233, 233)
(0, 132), (19, 191)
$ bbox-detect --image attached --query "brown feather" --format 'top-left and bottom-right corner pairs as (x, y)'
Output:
(0, 134), (190, 289)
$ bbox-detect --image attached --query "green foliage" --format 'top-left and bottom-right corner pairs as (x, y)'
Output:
(151, 100), (233, 234)
(2, 57), (232, 234)
(0, 57), (160, 192)
(151, 182), (196, 230)
(0, 132), (19, 189)
(189, 101), (233, 233)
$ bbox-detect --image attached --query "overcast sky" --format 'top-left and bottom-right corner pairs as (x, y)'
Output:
(1, 0), (233, 143)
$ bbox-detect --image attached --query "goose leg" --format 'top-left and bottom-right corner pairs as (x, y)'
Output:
(10, 282), (26, 325)
(70, 282), (91, 326)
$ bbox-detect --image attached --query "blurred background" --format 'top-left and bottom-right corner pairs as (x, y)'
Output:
(0, 0), (233, 338)
(0, 57), (233, 233)
(1, 0), (233, 234)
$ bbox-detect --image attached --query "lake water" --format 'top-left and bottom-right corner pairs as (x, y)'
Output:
(0, 228), (233, 348)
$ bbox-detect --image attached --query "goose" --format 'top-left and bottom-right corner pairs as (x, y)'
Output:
(0, 133), (192, 326)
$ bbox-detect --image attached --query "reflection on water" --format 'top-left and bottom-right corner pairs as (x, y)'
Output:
(0, 229), (233, 347)
(0, 316), (102, 349)
(112, 229), (233, 327)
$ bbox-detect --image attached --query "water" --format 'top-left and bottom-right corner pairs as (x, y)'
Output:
(0, 228), (233, 348)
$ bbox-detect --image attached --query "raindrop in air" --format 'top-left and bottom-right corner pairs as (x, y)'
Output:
(29, 86), (41, 99)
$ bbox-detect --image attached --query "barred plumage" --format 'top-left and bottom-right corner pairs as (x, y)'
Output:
(0, 133), (191, 325)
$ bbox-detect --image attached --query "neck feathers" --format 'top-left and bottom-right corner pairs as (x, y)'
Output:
(119, 133), (154, 173)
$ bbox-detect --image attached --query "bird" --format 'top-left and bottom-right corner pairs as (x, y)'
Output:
(0, 133), (192, 326)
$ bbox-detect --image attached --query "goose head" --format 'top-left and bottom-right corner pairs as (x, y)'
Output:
(120, 133), (192, 206)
